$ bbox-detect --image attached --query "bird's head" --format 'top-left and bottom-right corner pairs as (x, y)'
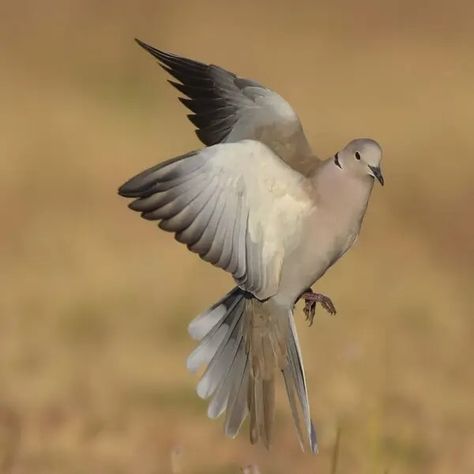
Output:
(335, 138), (384, 185)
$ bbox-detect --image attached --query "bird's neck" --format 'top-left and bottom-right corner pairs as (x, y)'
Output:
(311, 159), (374, 218)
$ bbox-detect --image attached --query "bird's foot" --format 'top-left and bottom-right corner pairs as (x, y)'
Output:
(301, 288), (337, 326)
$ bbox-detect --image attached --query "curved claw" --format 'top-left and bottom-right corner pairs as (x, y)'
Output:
(300, 290), (337, 326)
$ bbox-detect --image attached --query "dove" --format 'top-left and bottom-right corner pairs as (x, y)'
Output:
(118, 39), (384, 453)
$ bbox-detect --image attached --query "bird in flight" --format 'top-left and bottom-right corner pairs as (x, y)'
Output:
(119, 39), (384, 453)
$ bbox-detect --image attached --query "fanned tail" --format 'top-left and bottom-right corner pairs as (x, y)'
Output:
(187, 288), (317, 453)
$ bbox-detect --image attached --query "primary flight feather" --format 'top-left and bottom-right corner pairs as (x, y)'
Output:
(119, 39), (384, 453)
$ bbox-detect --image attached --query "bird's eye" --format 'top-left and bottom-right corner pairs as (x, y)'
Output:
(355, 152), (361, 160)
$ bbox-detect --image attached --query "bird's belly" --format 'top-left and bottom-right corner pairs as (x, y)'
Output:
(275, 211), (360, 304)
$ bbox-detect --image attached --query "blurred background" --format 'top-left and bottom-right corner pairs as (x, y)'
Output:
(0, 0), (473, 473)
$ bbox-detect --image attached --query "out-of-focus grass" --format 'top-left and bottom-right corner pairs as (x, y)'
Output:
(0, 1), (473, 473)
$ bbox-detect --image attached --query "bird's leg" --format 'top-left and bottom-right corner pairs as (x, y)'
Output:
(300, 288), (337, 326)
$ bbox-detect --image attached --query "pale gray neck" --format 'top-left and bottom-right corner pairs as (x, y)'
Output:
(311, 158), (374, 218)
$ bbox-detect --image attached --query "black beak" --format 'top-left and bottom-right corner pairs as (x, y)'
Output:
(369, 166), (384, 186)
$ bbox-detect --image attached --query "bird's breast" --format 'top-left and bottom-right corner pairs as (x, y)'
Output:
(274, 175), (372, 304)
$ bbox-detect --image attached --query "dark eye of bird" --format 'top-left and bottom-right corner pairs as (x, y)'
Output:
(355, 152), (361, 160)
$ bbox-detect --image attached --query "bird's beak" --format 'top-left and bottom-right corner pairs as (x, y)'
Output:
(369, 166), (384, 186)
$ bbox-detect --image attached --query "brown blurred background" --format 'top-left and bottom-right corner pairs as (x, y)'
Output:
(0, 0), (473, 473)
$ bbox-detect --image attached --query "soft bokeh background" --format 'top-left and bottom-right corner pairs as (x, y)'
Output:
(1, 1), (473, 473)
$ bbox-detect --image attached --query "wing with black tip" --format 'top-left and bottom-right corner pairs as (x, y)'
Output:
(135, 39), (317, 175)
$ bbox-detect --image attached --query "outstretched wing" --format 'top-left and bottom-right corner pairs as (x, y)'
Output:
(119, 140), (314, 300)
(135, 39), (317, 176)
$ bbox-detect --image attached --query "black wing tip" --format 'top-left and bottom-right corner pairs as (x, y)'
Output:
(127, 199), (142, 211)
(134, 37), (145, 48)
(134, 37), (153, 52)
(134, 38), (209, 71)
(134, 38), (168, 63)
(118, 183), (132, 197)
(118, 180), (142, 198)
(134, 38), (182, 63)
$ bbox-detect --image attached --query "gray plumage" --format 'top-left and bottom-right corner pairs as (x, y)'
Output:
(119, 40), (384, 453)
(134, 39), (315, 175)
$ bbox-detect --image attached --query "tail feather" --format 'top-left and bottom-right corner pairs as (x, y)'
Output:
(186, 288), (242, 373)
(262, 378), (276, 446)
(282, 364), (307, 449)
(187, 287), (317, 453)
(196, 299), (245, 399)
(188, 288), (239, 341)
(284, 313), (318, 453)
(207, 344), (243, 419)
(224, 343), (250, 437)
(249, 376), (275, 448)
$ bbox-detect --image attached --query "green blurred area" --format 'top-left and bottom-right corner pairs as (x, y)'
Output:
(0, 1), (473, 473)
